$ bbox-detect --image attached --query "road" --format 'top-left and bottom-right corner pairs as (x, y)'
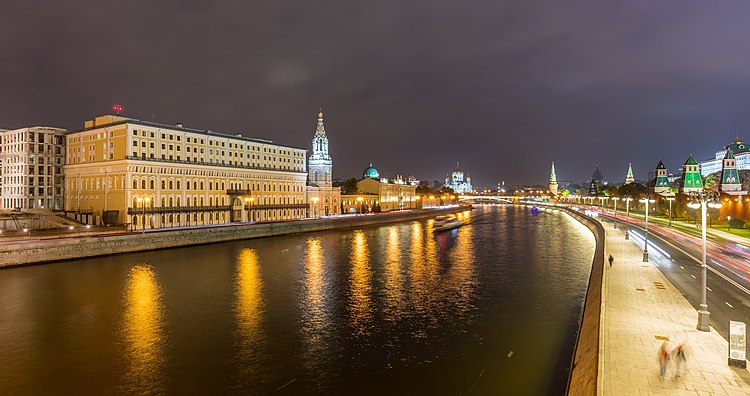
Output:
(598, 211), (750, 340)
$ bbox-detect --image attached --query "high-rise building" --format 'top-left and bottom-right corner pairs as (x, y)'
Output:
(306, 109), (341, 217)
(0, 126), (67, 210)
(63, 115), (308, 227)
(548, 162), (558, 196)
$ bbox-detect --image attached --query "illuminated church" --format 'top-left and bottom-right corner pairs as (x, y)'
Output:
(445, 162), (473, 193)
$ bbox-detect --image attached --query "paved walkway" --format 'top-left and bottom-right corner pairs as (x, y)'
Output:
(600, 222), (750, 395)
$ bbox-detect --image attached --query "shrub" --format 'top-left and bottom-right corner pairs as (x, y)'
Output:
(729, 218), (745, 228)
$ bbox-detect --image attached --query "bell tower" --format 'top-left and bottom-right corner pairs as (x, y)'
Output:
(308, 108), (333, 188)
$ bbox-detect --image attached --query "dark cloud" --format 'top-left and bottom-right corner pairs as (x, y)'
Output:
(2, 0), (750, 187)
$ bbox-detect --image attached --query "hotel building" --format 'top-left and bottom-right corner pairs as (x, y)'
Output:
(64, 115), (308, 227)
(0, 126), (67, 210)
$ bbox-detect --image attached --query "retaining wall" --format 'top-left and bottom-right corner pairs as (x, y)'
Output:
(0, 207), (468, 268)
(560, 206), (606, 396)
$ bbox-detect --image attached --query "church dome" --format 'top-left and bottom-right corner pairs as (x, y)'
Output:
(363, 163), (379, 179)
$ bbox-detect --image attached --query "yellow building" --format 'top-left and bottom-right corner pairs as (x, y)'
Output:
(340, 164), (419, 213)
(64, 115), (309, 227)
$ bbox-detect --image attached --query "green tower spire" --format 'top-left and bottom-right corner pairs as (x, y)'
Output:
(653, 160), (670, 194)
(720, 148), (742, 192)
(625, 163), (635, 184)
(681, 154), (703, 193)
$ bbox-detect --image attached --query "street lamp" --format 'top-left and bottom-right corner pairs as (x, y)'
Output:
(357, 196), (364, 214)
(639, 196), (655, 261)
(311, 196), (319, 218)
(727, 216), (731, 231)
(136, 197), (150, 234)
(666, 197), (675, 227)
(687, 191), (722, 331)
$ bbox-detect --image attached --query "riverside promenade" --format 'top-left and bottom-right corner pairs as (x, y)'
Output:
(600, 221), (750, 395)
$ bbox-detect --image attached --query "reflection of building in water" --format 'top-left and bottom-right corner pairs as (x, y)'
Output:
(383, 226), (405, 320)
(120, 265), (164, 393)
(349, 230), (372, 336)
(301, 238), (331, 371)
(235, 249), (265, 365)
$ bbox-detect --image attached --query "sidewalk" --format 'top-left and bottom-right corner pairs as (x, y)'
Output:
(599, 222), (750, 395)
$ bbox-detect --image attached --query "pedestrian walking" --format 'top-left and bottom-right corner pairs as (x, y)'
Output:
(658, 342), (670, 381)
(608, 254), (614, 267)
(673, 343), (686, 378)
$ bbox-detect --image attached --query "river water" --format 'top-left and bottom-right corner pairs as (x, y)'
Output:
(0, 205), (594, 395)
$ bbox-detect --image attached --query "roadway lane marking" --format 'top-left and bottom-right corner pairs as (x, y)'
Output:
(707, 287), (712, 292)
(726, 302), (734, 308)
(691, 275), (696, 279)
(680, 266), (684, 269)
(618, 221), (750, 296)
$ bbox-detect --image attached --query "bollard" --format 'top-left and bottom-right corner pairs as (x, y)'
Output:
(625, 230), (629, 240)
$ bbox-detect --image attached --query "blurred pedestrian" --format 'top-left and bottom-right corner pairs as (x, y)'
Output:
(608, 254), (614, 267)
(658, 342), (670, 381)
(673, 343), (686, 378)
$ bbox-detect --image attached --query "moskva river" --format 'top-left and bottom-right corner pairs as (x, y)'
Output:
(0, 205), (594, 395)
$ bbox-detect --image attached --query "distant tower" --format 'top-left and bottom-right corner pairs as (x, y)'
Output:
(653, 160), (670, 194)
(308, 108), (332, 188)
(548, 162), (558, 196)
(589, 165), (603, 195)
(625, 163), (635, 184)
(681, 154), (703, 193)
(720, 148), (742, 192)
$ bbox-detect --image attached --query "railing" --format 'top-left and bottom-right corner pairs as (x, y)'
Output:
(124, 156), (303, 173)
(127, 205), (231, 215)
(226, 189), (253, 196)
(246, 203), (309, 210)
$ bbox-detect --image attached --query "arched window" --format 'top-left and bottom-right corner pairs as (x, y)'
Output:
(142, 180), (146, 189)
(177, 181), (181, 190)
(201, 181), (204, 190)
(133, 180), (138, 189)
(161, 180), (166, 189)
(161, 197), (166, 207)
(150, 180), (155, 189)
(169, 197), (173, 206)
(177, 197), (181, 207)
(169, 180), (173, 189)
(209, 182), (213, 190)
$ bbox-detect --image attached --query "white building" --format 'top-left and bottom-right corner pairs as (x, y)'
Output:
(306, 109), (341, 217)
(700, 135), (750, 176)
(445, 162), (473, 193)
(0, 126), (67, 210)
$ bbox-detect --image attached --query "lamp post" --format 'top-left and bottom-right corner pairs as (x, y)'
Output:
(311, 196), (319, 218)
(666, 197), (675, 227)
(687, 191), (722, 332)
(137, 197), (150, 234)
(612, 197), (619, 229)
(639, 196), (655, 261)
(727, 216), (731, 231)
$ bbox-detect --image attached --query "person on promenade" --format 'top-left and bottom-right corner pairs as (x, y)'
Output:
(608, 254), (614, 267)
(673, 343), (686, 378)
(658, 342), (670, 381)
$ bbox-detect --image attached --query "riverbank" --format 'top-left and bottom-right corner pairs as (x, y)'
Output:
(0, 206), (468, 268)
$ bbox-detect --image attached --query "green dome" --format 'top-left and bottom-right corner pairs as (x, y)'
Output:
(363, 163), (379, 179)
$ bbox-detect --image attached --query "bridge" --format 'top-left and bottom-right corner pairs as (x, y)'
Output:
(457, 195), (517, 204)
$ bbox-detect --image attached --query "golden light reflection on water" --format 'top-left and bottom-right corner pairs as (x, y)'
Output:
(410, 219), (438, 329)
(383, 226), (404, 319)
(120, 265), (165, 393)
(301, 238), (329, 367)
(448, 224), (478, 315)
(235, 248), (265, 370)
(349, 230), (372, 336)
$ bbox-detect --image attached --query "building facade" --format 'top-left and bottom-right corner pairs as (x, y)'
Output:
(653, 160), (670, 194)
(700, 135), (750, 176)
(0, 126), (67, 210)
(341, 164), (419, 213)
(720, 148), (743, 193)
(64, 115), (308, 227)
(681, 154), (703, 193)
(306, 109), (341, 217)
(445, 162), (472, 193)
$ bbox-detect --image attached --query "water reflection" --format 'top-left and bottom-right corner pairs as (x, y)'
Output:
(120, 265), (165, 393)
(349, 230), (372, 336)
(410, 218), (439, 335)
(383, 226), (404, 320)
(301, 238), (331, 370)
(447, 223), (477, 317)
(234, 249), (265, 380)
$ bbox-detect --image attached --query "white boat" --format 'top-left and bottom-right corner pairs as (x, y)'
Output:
(434, 215), (461, 232)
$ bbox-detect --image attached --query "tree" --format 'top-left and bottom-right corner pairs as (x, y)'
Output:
(342, 178), (358, 194)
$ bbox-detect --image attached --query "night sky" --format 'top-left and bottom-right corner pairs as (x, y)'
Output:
(3, 1), (750, 188)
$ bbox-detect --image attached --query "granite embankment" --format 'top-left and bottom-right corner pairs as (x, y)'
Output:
(0, 207), (468, 268)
